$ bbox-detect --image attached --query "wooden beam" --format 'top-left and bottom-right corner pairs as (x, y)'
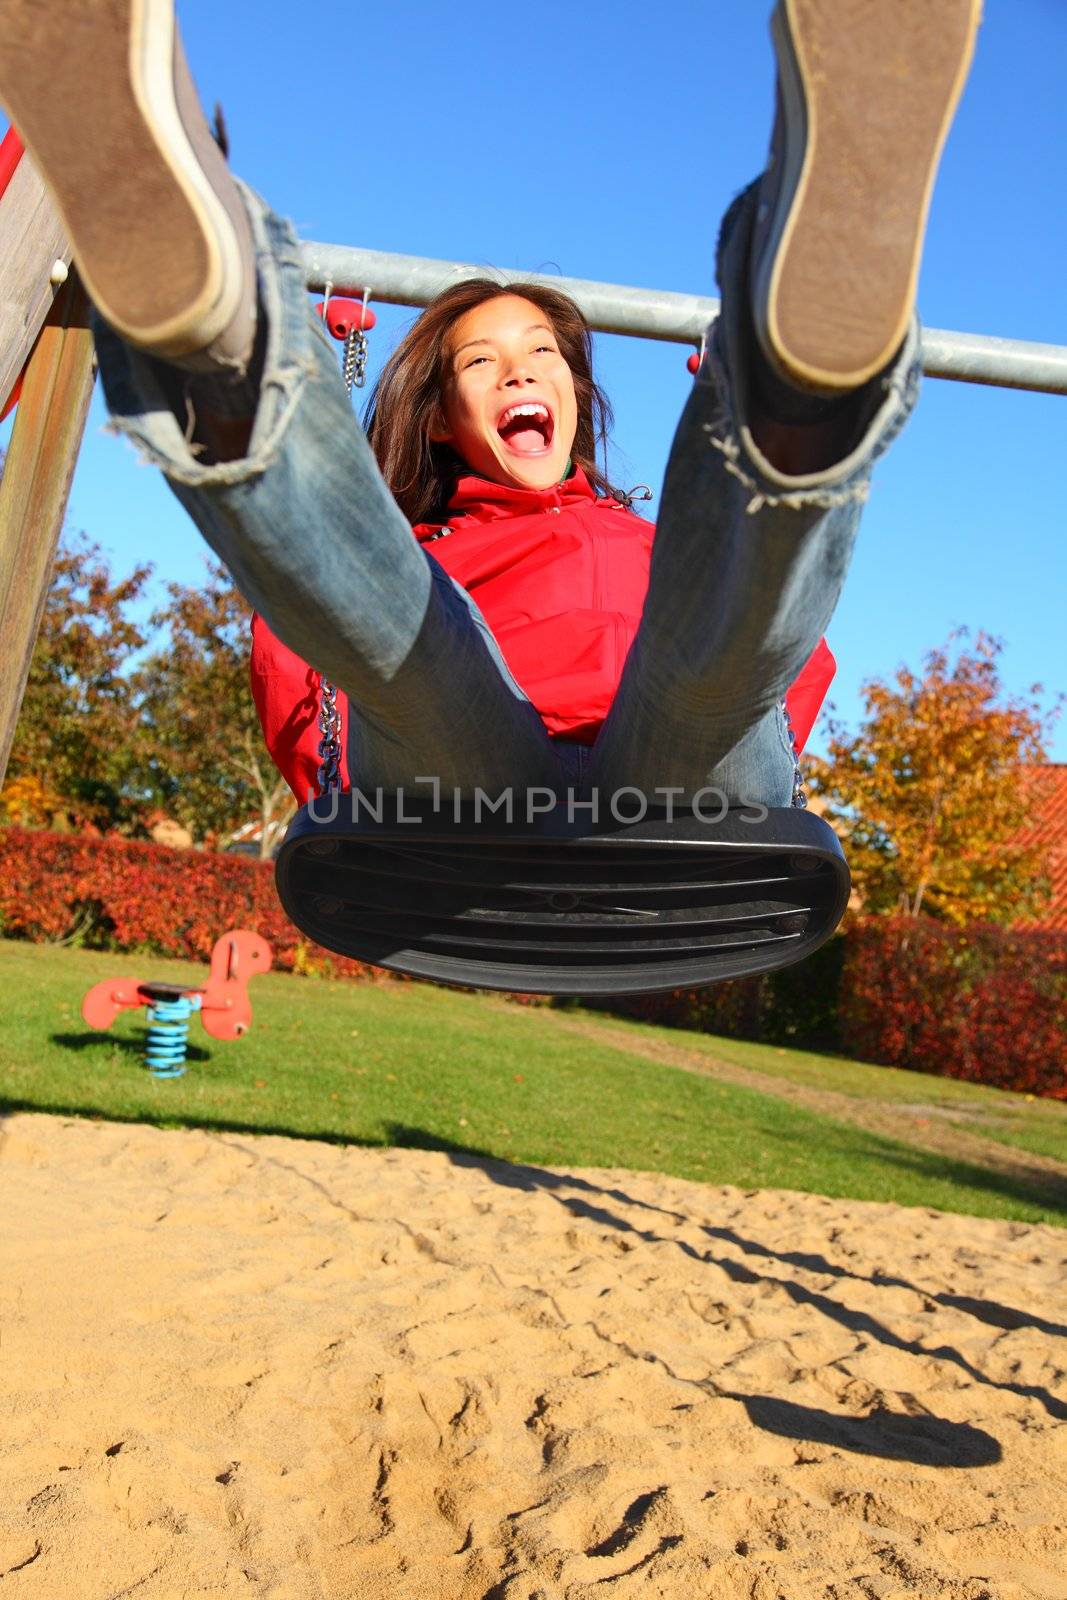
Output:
(0, 271), (95, 789)
(0, 144), (71, 414)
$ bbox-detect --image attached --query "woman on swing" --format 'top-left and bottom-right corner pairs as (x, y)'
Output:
(0, 1), (981, 823)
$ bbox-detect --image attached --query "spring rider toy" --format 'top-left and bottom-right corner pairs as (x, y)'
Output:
(82, 929), (272, 1078)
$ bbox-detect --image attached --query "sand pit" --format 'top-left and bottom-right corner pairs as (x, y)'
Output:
(1, 1111), (1065, 1599)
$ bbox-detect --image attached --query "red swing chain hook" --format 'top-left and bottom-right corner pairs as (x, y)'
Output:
(315, 285), (377, 390)
(686, 329), (708, 376)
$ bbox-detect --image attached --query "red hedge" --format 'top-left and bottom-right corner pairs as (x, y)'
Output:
(839, 914), (1067, 1099)
(3, 829), (1065, 1095)
(589, 915), (1067, 1099)
(0, 824), (392, 982)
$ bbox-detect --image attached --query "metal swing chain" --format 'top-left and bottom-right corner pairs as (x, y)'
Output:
(316, 675), (342, 794)
(782, 701), (807, 809)
(342, 322), (369, 391)
(316, 286), (372, 795)
(339, 285), (372, 395)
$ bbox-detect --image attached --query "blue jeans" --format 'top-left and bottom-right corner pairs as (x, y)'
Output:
(94, 181), (920, 815)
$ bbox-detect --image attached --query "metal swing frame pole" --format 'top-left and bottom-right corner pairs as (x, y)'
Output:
(301, 241), (1067, 398)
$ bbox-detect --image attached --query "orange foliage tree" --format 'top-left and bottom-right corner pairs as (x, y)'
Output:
(3, 530), (152, 832)
(805, 631), (1061, 926)
(135, 563), (295, 857)
(0, 773), (69, 829)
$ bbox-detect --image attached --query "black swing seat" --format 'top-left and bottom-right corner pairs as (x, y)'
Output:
(274, 797), (850, 997)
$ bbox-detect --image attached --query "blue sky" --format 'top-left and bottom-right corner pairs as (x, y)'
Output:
(3, 0), (1065, 759)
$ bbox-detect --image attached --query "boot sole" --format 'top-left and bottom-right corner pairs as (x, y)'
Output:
(755, 0), (982, 391)
(0, 0), (245, 357)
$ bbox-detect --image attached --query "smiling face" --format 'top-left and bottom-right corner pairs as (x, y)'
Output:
(432, 294), (579, 490)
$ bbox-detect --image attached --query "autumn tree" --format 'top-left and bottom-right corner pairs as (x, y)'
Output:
(3, 528), (153, 831)
(806, 631), (1061, 926)
(136, 563), (294, 856)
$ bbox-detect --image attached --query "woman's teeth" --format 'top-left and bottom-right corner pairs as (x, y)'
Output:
(498, 402), (552, 455)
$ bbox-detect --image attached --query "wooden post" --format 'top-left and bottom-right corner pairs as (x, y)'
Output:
(0, 271), (95, 788)
(0, 134), (71, 414)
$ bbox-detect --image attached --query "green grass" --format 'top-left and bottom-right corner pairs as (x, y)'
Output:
(2, 936), (1065, 1228)
(585, 1018), (1067, 1167)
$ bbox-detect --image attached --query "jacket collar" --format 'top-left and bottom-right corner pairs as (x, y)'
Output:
(440, 463), (601, 527)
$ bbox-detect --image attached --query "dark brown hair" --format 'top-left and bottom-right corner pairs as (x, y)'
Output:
(362, 278), (630, 526)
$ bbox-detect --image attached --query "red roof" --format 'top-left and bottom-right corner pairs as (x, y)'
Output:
(1015, 764), (1067, 930)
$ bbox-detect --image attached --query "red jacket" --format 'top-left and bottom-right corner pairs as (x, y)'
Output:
(250, 465), (835, 801)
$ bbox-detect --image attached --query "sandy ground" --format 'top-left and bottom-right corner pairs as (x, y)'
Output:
(1, 1112), (1065, 1600)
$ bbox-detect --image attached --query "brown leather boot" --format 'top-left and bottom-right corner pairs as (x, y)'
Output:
(0, 0), (257, 367)
(750, 0), (982, 393)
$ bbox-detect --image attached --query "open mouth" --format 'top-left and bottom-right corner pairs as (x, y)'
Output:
(496, 401), (555, 456)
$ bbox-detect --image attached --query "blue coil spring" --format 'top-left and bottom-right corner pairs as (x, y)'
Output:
(144, 994), (202, 1078)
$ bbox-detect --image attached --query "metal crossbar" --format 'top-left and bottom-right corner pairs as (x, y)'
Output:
(302, 241), (1067, 397)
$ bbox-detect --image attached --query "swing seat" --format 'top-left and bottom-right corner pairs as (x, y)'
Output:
(274, 797), (849, 997)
